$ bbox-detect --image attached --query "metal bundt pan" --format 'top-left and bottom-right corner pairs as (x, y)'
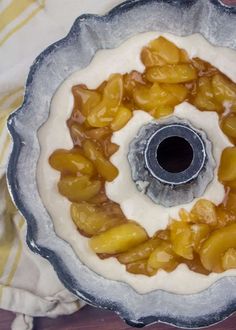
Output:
(6, 0), (236, 328)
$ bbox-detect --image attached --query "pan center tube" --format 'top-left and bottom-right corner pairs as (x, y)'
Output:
(145, 124), (206, 185)
(128, 117), (215, 207)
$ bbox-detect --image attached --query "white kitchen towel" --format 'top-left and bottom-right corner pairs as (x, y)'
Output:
(0, 1), (122, 329)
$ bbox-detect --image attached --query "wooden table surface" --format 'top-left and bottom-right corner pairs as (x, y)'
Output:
(1, 305), (236, 330)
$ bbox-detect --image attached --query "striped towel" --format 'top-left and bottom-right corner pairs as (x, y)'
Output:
(0, 0), (121, 329)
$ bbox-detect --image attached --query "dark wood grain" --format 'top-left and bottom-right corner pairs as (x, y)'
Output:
(1, 306), (236, 330)
(0, 309), (15, 329)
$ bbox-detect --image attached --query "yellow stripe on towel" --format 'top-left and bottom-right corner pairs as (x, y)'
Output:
(0, 87), (23, 108)
(3, 217), (24, 287)
(0, 241), (22, 299)
(0, 134), (11, 165)
(0, 0), (37, 33)
(0, 0), (45, 46)
(0, 193), (16, 279)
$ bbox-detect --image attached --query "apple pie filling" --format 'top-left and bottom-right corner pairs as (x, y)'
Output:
(48, 36), (236, 277)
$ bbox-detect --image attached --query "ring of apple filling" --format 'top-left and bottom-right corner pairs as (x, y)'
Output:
(49, 36), (236, 276)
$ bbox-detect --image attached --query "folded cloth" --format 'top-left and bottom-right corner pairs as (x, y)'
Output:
(0, 0), (122, 329)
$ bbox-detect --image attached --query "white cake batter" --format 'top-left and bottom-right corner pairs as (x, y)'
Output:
(37, 32), (236, 294)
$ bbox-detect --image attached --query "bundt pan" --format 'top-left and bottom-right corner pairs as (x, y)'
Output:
(7, 0), (236, 328)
